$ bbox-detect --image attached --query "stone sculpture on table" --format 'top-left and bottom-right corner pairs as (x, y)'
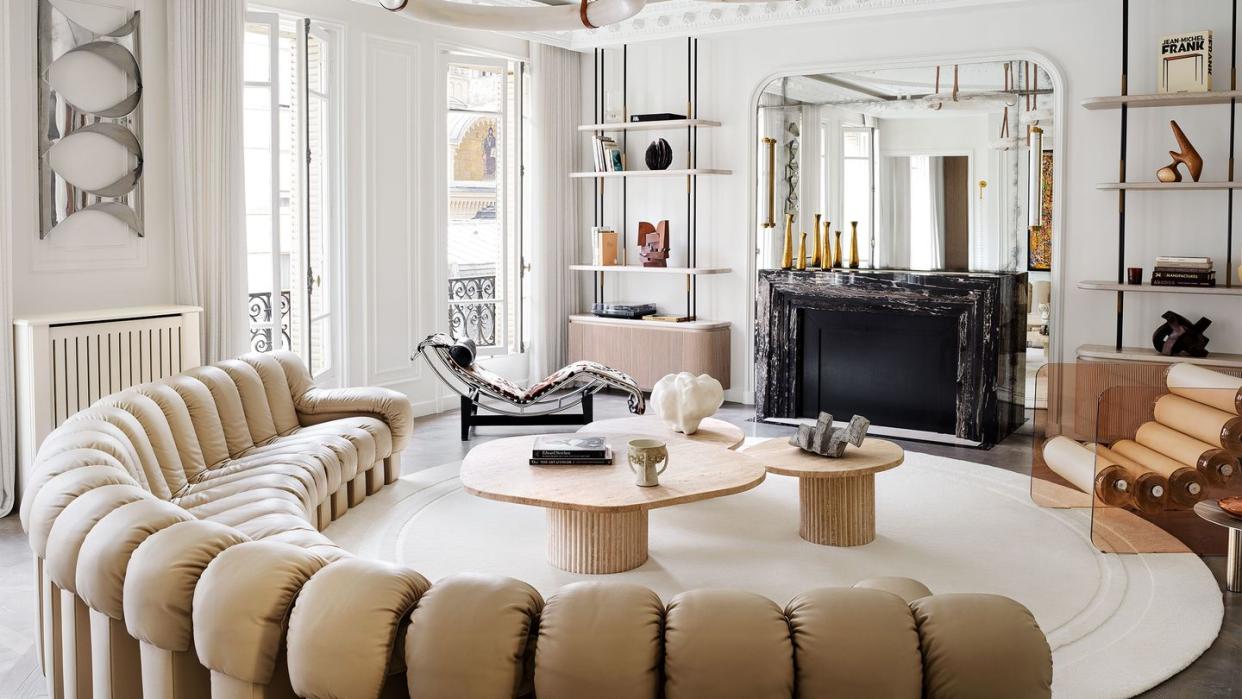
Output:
(790, 412), (870, 457)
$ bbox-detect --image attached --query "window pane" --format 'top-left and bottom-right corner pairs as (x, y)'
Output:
(843, 158), (871, 266)
(843, 129), (870, 158)
(447, 62), (507, 349)
(244, 23), (271, 83)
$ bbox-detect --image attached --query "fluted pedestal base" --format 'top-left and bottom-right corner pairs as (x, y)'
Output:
(799, 474), (876, 546)
(547, 509), (648, 574)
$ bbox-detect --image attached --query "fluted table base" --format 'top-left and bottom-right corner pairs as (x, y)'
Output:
(799, 474), (876, 547)
(547, 509), (648, 574)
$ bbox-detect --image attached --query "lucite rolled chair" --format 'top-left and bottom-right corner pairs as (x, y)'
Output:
(414, 333), (646, 440)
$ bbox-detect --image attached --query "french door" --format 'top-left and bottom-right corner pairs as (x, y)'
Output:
(243, 13), (339, 383)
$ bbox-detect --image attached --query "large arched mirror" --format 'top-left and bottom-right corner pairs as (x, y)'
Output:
(753, 58), (1057, 435)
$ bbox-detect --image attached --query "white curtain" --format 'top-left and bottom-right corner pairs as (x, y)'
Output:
(878, 156), (911, 269)
(926, 156), (946, 269)
(169, 0), (248, 363)
(0, 9), (12, 515)
(527, 43), (582, 380)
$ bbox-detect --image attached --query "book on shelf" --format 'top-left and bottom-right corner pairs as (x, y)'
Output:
(592, 136), (621, 172)
(1158, 31), (1213, 94)
(1151, 279), (1217, 287)
(529, 452), (613, 466)
(1153, 267), (1215, 278)
(592, 227), (620, 265)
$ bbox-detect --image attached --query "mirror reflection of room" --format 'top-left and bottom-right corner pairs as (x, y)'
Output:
(757, 60), (1054, 275)
(756, 60), (1055, 411)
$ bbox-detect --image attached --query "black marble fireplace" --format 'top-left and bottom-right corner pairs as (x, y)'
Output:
(756, 269), (1027, 446)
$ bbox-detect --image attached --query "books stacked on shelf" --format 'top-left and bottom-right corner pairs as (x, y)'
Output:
(530, 435), (613, 466)
(592, 136), (624, 172)
(1152, 256), (1215, 287)
(591, 227), (620, 265)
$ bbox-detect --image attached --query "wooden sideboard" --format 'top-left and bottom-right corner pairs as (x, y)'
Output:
(567, 315), (730, 391)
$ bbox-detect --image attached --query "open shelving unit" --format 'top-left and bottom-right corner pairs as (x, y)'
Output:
(1077, 0), (1239, 365)
(566, 38), (732, 390)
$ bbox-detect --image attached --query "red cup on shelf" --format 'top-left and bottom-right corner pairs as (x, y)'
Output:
(1127, 267), (1143, 285)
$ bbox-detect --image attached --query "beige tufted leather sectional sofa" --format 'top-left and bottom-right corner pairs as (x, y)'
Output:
(21, 351), (1053, 699)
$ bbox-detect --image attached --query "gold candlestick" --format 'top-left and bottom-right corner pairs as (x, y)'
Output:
(811, 214), (822, 267)
(832, 230), (843, 268)
(822, 221), (831, 269)
(781, 214), (794, 270)
(849, 221), (860, 269)
(796, 232), (808, 270)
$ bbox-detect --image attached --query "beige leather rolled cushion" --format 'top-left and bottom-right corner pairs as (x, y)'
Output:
(852, 576), (932, 603)
(20, 444), (132, 532)
(663, 589), (794, 699)
(125, 520), (251, 651)
(1154, 394), (1242, 452)
(193, 541), (328, 689)
(286, 558), (429, 699)
(26, 464), (139, 559)
(786, 587), (924, 698)
(265, 350), (414, 453)
(405, 574), (544, 699)
(43, 485), (153, 592)
(126, 521), (249, 699)
(912, 593), (1052, 698)
(535, 582), (664, 699)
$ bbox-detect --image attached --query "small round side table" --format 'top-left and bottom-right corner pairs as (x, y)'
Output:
(1193, 500), (1242, 592)
(746, 438), (904, 547)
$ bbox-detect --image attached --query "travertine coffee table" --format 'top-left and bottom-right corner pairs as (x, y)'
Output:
(578, 416), (746, 450)
(746, 437), (904, 547)
(461, 433), (765, 574)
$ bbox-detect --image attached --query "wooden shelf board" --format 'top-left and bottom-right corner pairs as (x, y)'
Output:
(570, 168), (732, 179)
(569, 265), (731, 275)
(1077, 344), (1242, 369)
(568, 314), (730, 331)
(578, 119), (721, 132)
(1095, 181), (1242, 191)
(1077, 280), (1242, 296)
(1082, 91), (1242, 110)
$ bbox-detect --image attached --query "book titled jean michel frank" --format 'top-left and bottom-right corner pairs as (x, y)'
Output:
(1159, 31), (1213, 93)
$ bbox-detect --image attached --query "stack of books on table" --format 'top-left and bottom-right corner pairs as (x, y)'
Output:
(529, 435), (613, 466)
(1152, 256), (1215, 287)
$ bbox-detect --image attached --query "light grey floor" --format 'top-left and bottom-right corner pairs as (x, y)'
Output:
(0, 394), (1237, 696)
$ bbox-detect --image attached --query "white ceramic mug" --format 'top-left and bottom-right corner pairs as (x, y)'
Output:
(627, 438), (669, 487)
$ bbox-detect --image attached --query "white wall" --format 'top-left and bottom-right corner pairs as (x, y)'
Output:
(581, 0), (1242, 403)
(3, 0), (528, 415)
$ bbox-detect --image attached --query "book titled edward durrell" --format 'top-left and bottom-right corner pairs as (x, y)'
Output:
(1159, 31), (1213, 93)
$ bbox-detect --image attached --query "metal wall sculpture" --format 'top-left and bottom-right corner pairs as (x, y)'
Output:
(38, 0), (144, 239)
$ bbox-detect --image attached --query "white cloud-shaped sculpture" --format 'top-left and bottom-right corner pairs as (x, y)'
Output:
(651, 373), (724, 435)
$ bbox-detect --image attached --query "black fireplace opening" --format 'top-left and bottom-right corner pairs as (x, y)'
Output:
(797, 308), (959, 434)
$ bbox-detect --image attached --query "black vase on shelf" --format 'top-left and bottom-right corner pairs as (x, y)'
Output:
(645, 138), (673, 170)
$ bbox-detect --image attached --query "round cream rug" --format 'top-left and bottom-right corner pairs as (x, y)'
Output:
(325, 445), (1222, 699)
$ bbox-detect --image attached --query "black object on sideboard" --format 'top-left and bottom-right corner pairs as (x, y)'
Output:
(755, 269), (1027, 447)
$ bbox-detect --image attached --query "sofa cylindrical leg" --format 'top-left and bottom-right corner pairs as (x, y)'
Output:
(90, 610), (142, 699)
(42, 569), (64, 699)
(60, 591), (91, 699)
(140, 642), (212, 699)
(348, 473), (368, 506)
(384, 454), (401, 484)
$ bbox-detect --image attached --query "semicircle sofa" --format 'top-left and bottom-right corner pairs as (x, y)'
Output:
(21, 351), (1053, 699)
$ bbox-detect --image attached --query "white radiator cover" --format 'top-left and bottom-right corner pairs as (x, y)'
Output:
(14, 305), (202, 498)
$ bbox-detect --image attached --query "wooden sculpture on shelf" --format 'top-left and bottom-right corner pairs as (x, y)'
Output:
(638, 220), (670, 268)
(1156, 120), (1204, 183)
(781, 214), (794, 270)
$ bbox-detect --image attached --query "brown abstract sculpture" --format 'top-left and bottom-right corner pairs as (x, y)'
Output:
(639, 220), (670, 268)
(790, 412), (871, 457)
(1153, 310), (1211, 358)
(1156, 120), (1204, 183)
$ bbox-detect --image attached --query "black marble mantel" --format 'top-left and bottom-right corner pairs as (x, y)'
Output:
(755, 269), (1027, 446)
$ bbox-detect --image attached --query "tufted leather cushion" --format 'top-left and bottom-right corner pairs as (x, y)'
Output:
(76, 499), (196, 619)
(535, 582), (664, 699)
(43, 485), (152, 590)
(912, 593), (1053, 698)
(664, 589), (794, 699)
(405, 574), (544, 698)
(125, 520), (250, 652)
(287, 558), (430, 698)
(787, 587), (924, 698)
